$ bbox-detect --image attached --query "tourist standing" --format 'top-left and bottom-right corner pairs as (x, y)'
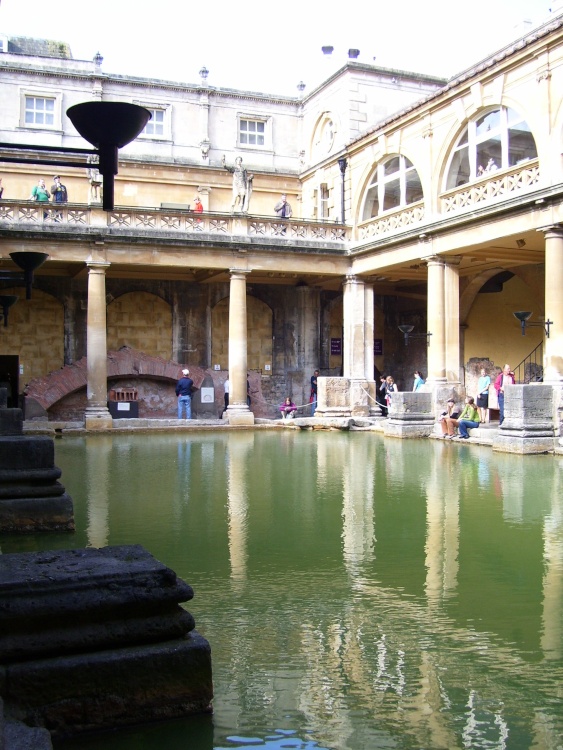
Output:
(274, 194), (292, 218)
(412, 370), (425, 391)
(476, 367), (491, 423)
(310, 369), (319, 416)
(378, 375), (388, 416)
(385, 376), (397, 409)
(30, 178), (50, 202)
(175, 368), (194, 419)
(494, 364), (515, 425)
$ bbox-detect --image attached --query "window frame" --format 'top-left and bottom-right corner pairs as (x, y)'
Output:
(361, 155), (423, 221)
(134, 101), (171, 141)
(237, 114), (271, 151)
(445, 106), (538, 190)
(19, 89), (62, 132)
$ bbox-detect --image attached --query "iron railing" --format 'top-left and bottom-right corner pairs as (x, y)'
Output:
(513, 341), (543, 384)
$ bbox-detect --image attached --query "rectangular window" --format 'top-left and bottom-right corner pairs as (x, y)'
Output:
(142, 108), (165, 136)
(320, 184), (330, 219)
(25, 96), (55, 126)
(239, 119), (265, 146)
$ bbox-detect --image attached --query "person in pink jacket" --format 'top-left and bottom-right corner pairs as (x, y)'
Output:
(494, 364), (515, 425)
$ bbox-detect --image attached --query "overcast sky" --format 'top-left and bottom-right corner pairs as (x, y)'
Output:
(0, 0), (558, 96)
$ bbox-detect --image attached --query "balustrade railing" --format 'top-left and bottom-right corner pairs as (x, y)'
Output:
(0, 201), (350, 243)
(441, 160), (540, 214)
(357, 201), (425, 242)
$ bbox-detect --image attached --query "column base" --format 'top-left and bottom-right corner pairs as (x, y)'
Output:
(85, 406), (113, 431)
(224, 406), (255, 426)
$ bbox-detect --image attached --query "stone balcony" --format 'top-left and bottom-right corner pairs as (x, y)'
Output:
(0, 201), (350, 251)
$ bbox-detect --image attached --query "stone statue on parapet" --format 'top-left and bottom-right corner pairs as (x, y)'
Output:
(222, 155), (253, 213)
(87, 154), (102, 205)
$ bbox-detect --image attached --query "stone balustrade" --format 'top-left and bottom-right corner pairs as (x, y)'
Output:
(441, 160), (540, 214)
(0, 201), (349, 244)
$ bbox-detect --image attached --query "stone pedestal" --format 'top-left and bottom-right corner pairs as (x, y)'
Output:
(314, 377), (370, 418)
(384, 392), (435, 438)
(0, 545), (213, 739)
(0, 391), (74, 533)
(493, 384), (555, 454)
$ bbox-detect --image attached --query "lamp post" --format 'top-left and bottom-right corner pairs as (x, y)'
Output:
(398, 324), (432, 346)
(338, 157), (347, 224)
(513, 311), (553, 338)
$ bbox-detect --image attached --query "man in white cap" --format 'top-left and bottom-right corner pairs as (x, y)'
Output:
(175, 368), (194, 419)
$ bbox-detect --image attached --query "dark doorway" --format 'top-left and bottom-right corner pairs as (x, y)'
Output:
(0, 356), (19, 408)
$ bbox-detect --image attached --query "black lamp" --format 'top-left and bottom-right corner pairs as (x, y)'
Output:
(513, 311), (553, 338)
(0, 295), (18, 327)
(0, 251), (49, 328)
(398, 324), (432, 346)
(66, 102), (151, 211)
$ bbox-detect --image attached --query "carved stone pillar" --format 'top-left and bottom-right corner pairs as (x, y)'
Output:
(444, 257), (461, 384)
(342, 275), (366, 379)
(85, 262), (112, 430)
(543, 228), (563, 385)
(226, 270), (254, 425)
(425, 256), (446, 384)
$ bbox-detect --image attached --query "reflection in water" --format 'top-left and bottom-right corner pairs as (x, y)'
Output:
(227, 433), (254, 588)
(2, 431), (562, 750)
(86, 435), (112, 548)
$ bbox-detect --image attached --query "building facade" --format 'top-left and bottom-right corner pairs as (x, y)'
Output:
(0, 16), (562, 424)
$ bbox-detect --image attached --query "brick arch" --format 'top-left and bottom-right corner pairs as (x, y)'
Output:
(24, 347), (187, 412)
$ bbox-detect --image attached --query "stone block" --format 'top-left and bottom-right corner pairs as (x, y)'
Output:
(384, 392), (435, 438)
(0, 545), (212, 737)
(493, 385), (555, 454)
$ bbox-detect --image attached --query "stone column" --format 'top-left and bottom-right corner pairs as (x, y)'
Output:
(425, 256), (446, 385)
(444, 257), (461, 384)
(297, 285), (321, 387)
(364, 284), (378, 416)
(543, 228), (563, 385)
(226, 269), (254, 425)
(85, 262), (112, 430)
(342, 275), (365, 378)
(341, 275), (369, 417)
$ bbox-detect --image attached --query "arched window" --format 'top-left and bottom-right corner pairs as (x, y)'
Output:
(361, 155), (423, 221)
(446, 107), (537, 189)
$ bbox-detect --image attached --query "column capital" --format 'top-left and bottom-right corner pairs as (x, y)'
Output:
(422, 254), (445, 267)
(540, 225), (563, 241)
(229, 268), (251, 278)
(86, 261), (110, 272)
(343, 274), (365, 287)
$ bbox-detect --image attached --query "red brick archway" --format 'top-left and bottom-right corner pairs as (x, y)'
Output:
(24, 347), (192, 415)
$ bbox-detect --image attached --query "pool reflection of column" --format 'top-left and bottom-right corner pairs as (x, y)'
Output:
(424, 444), (460, 604)
(341, 436), (375, 575)
(227, 434), (254, 589)
(85, 434), (112, 548)
(540, 469), (562, 659)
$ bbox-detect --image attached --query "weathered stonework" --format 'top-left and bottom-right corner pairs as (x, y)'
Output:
(493, 384), (555, 454)
(314, 377), (371, 418)
(0, 545), (212, 739)
(0, 391), (74, 533)
(384, 392), (435, 438)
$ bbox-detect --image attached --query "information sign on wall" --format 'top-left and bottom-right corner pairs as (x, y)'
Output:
(331, 338), (342, 355)
(374, 339), (383, 356)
